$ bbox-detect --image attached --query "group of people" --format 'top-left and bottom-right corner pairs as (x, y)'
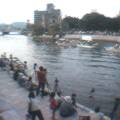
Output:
(28, 88), (78, 120)
(26, 63), (78, 120)
(0, 53), (28, 74)
(0, 53), (110, 120)
(0, 53), (48, 96)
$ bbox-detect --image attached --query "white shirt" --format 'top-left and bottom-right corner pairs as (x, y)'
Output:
(29, 98), (40, 111)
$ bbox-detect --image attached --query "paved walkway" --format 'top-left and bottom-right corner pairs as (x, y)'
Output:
(0, 70), (110, 120)
(0, 70), (58, 120)
(0, 70), (28, 119)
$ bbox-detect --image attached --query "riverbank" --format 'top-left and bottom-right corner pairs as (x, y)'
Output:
(0, 55), (111, 120)
(92, 35), (120, 43)
(0, 70), (27, 120)
(31, 34), (120, 48)
(63, 34), (120, 43)
(32, 35), (58, 42)
(31, 34), (120, 42)
(0, 62), (55, 120)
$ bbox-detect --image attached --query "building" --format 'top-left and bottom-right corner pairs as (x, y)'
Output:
(34, 3), (61, 29)
(117, 10), (120, 17)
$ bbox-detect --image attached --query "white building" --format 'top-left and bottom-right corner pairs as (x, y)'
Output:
(34, 3), (61, 29)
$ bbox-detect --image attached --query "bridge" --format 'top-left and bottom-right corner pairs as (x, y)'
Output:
(2, 31), (10, 35)
(0, 26), (22, 35)
(0, 22), (26, 35)
(0, 30), (21, 35)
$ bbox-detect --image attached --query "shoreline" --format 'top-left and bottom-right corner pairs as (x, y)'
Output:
(64, 34), (120, 43)
(92, 35), (120, 43)
(31, 34), (120, 44)
(0, 55), (111, 120)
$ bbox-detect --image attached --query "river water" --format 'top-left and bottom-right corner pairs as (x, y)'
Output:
(0, 35), (120, 115)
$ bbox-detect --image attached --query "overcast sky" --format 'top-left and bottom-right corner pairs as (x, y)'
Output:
(0, 0), (120, 24)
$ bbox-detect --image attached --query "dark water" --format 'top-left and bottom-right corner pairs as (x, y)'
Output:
(0, 35), (120, 115)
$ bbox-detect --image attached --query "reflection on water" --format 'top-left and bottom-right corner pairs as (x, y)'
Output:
(0, 35), (120, 115)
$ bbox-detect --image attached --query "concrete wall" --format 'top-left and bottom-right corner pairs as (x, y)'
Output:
(92, 35), (120, 43)
(63, 34), (120, 43)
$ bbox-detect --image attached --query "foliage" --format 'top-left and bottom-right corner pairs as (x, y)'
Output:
(31, 24), (45, 35)
(62, 16), (80, 31)
(30, 12), (120, 35)
(47, 24), (61, 36)
(62, 12), (120, 32)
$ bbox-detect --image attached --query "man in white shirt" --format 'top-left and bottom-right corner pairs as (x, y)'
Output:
(28, 92), (44, 120)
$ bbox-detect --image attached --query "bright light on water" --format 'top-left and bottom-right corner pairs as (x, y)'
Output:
(81, 35), (93, 41)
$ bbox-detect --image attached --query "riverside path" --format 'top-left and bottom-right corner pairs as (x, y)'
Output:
(0, 70), (53, 120)
(0, 68), (111, 120)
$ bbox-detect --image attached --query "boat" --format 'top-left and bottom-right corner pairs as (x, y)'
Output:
(2, 31), (10, 35)
(77, 41), (98, 48)
(56, 38), (74, 48)
(104, 44), (120, 52)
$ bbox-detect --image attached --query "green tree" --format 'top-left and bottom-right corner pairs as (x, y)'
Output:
(32, 24), (45, 35)
(81, 12), (108, 31)
(62, 16), (81, 31)
(48, 24), (61, 36)
(111, 17), (120, 31)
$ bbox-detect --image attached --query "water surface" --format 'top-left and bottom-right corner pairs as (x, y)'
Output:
(0, 35), (120, 115)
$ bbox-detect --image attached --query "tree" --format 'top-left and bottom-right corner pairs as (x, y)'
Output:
(61, 12), (120, 32)
(32, 24), (45, 35)
(47, 24), (61, 36)
(111, 17), (120, 31)
(81, 12), (108, 31)
(62, 16), (81, 31)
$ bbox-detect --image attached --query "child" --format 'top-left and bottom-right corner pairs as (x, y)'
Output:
(49, 92), (58, 120)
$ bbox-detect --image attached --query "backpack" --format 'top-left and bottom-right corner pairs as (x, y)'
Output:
(59, 101), (76, 117)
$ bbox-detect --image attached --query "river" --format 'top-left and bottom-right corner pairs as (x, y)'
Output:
(0, 34), (120, 115)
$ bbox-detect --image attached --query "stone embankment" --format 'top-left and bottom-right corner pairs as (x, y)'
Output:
(55, 34), (120, 48)
(0, 70), (28, 120)
(0, 69), (110, 120)
(0, 57), (53, 120)
(92, 35), (120, 43)
(31, 34), (120, 43)
(0, 55), (111, 120)
(63, 34), (120, 43)
(32, 35), (57, 42)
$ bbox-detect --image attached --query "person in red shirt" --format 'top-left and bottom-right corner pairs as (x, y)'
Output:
(49, 92), (58, 120)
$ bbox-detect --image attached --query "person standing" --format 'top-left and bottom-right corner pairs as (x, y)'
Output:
(23, 61), (28, 75)
(33, 63), (37, 72)
(94, 106), (104, 120)
(89, 88), (96, 109)
(110, 98), (120, 120)
(89, 88), (95, 99)
(53, 78), (62, 95)
(32, 63), (38, 83)
(28, 92), (44, 120)
(49, 92), (58, 120)
(36, 66), (46, 97)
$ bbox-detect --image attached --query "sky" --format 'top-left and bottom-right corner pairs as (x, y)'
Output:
(0, 0), (120, 24)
